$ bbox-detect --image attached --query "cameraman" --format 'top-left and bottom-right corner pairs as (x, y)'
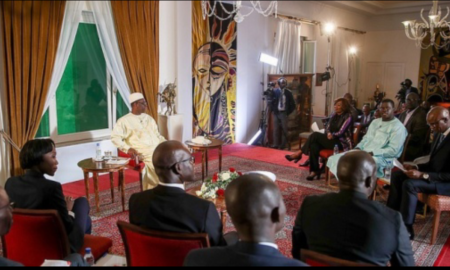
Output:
(270, 77), (295, 150)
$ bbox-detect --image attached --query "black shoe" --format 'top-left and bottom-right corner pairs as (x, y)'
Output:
(285, 154), (302, 163)
(406, 224), (415, 240)
(306, 172), (321, 181)
(299, 160), (310, 167)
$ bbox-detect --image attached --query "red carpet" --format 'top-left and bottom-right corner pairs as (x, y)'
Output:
(61, 144), (450, 266)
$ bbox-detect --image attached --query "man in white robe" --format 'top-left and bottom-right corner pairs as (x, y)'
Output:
(111, 93), (166, 190)
(327, 99), (408, 179)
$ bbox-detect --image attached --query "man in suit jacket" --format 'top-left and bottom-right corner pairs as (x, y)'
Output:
(184, 174), (306, 266)
(292, 151), (415, 266)
(387, 106), (450, 240)
(404, 79), (419, 96)
(398, 93), (429, 161)
(271, 77), (296, 149)
(357, 104), (374, 143)
(129, 140), (226, 247)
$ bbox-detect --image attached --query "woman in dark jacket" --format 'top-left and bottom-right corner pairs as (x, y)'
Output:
(5, 139), (91, 252)
(285, 98), (354, 180)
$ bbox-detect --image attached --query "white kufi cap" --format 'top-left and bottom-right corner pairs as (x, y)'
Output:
(129, 93), (145, 104)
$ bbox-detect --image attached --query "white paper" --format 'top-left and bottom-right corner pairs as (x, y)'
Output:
(41, 260), (71, 267)
(393, 159), (407, 172)
(311, 122), (325, 134)
(106, 158), (130, 165)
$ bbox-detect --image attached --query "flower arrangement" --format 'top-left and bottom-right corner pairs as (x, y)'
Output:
(196, 168), (242, 199)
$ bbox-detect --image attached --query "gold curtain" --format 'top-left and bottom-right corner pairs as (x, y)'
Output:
(0, 1), (66, 176)
(111, 1), (159, 120)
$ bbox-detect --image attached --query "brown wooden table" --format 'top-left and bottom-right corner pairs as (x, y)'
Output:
(77, 158), (127, 213)
(185, 138), (225, 181)
(187, 186), (227, 229)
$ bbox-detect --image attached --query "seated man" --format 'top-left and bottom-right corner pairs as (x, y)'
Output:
(387, 106), (450, 240)
(0, 187), (88, 267)
(128, 140), (228, 247)
(111, 93), (166, 190)
(184, 174), (307, 267)
(292, 151), (415, 266)
(357, 104), (374, 143)
(398, 93), (428, 161)
(327, 99), (408, 179)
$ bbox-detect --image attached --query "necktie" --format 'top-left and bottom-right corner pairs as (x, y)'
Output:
(438, 134), (446, 148)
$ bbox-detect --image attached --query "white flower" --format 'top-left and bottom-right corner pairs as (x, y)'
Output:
(201, 183), (207, 192)
(222, 173), (231, 181)
(196, 191), (203, 197)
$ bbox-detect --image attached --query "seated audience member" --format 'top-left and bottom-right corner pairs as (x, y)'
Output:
(373, 108), (382, 119)
(421, 101), (431, 112)
(398, 93), (428, 161)
(0, 187), (88, 267)
(5, 139), (91, 253)
(327, 99), (407, 179)
(292, 151), (415, 266)
(285, 98), (354, 181)
(184, 174), (307, 267)
(344, 93), (362, 121)
(129, 140), (231, 246)
(387, 106), (450, 240)
(357, 104), (374, 143)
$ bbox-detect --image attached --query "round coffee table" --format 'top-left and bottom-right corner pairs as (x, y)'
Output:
(185, 138), (225, 181)
(77, 158), (127, 213)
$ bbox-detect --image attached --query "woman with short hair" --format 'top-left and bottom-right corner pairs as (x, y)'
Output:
(285, 98), (354, 180)
(5, 139), (91, 252)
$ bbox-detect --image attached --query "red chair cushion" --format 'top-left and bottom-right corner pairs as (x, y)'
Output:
(3, 212), (69, 266)
(118, 150), (144, 169)
(123, 230), (205, 266)
(79, 234), (113, 261)
(319, 149), (335, 159)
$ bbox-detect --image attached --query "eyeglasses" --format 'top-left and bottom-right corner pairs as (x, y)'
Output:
(155, 156), (195, 170)
(0, 202), (14, 210)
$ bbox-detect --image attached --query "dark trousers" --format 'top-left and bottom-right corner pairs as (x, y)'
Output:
(387, 170), (438, 225)
(301, 132), (341, 172)
(73, 197), (92, 234)
(273, 111), (288, 149)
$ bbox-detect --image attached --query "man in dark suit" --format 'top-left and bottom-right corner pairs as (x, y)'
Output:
(398, 93), (429, 161)
(404, 79), (419, 96)
(129, 140), (227, 247)
(271, 77), (296, 150)
(184, 174), (306, 266)
(387, 106), (450, 240)
(357, 104), (374, 143)
(292, 151), (415, 266)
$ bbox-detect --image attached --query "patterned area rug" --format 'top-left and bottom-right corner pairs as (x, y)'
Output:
(89, 156), (446, 266)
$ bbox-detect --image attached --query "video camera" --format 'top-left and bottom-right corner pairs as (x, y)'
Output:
(263, 82), (276, 99)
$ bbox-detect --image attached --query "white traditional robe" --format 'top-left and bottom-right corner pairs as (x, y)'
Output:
(327, 118), (408, 179)
(111, 113), (166, 190)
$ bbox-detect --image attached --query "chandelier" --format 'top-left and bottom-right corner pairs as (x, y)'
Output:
(201, 1), (277, 23)
(402, 0), (450, 49)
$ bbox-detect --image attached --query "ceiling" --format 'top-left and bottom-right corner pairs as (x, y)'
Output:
(319, 1), (450, 16)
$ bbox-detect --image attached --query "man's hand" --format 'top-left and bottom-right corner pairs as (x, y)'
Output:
(127, 148), (139, 158)
(405, 170), (422, 179)
(65, 196), (74, 211)
(403, 164), (417, 171)
(327, 133), (333, 140)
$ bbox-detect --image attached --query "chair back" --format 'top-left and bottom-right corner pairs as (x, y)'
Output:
(2, 209), (70, 266)
(399, 134), (412, 163)
(300, 249), (376, 267)
(117, 220), (210, 266)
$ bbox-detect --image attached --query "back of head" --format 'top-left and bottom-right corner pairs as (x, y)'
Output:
(337, 151), (377, 196)
(0, 187), (13, 236)
(19, 139), (55, 170)
(225, 174), (285, 241)
(152, 141), (194, 184)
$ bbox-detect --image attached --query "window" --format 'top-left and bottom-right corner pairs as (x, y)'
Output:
(302, 40), (316, 74)
(37, 18), (128, 143)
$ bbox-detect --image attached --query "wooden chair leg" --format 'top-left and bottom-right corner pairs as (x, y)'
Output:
(371, 188), (377, 201)
(325, 167), (330, 186)
(431, 210), (441, 245)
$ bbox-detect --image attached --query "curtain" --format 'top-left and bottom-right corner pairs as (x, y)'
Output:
(0, 96), (8, 186)
(110, 1), (159, 119)
(89, 1), (131, 109)
(270, 19), (302, 74)
(44, 1), (83, 115)
(0, 1), (66, 176)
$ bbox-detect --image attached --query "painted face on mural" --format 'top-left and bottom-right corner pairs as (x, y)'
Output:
(194, 42), (230, 96)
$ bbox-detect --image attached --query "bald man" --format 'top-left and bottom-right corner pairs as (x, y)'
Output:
(184, 175), (307, 266)
(128, 140), (226, 247)
(387, 106), (450, 240)
(398, 93), (428, 161)
(293, 151), (414, 266)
